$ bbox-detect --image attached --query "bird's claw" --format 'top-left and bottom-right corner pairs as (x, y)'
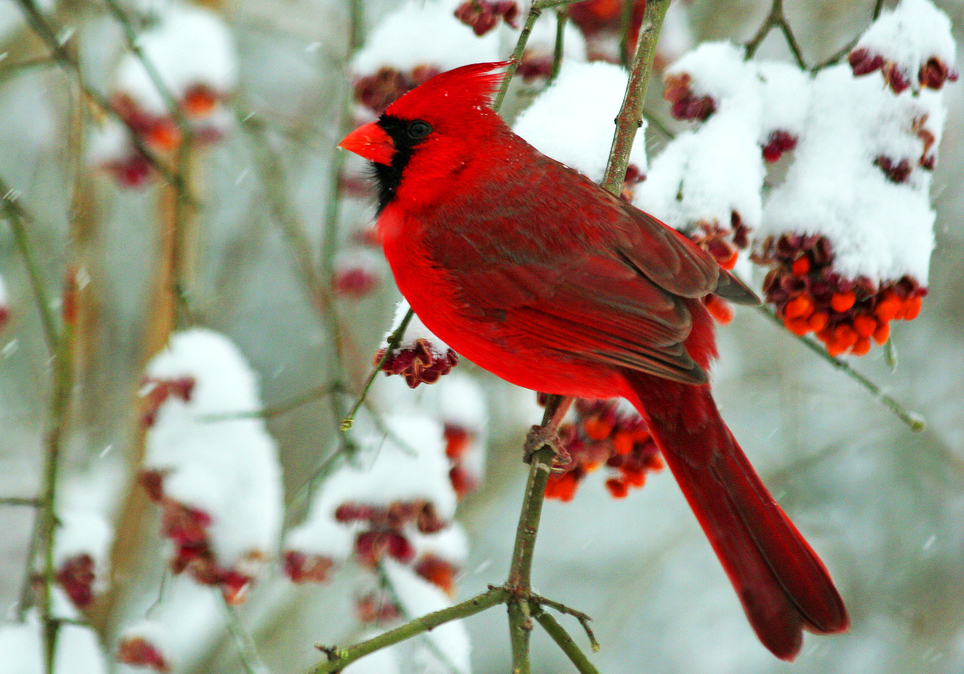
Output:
(523, 424), (571, 472)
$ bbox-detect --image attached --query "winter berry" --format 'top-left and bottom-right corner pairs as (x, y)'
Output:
(375, 338), (459, 388)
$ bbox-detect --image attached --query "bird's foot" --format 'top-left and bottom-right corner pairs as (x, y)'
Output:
(523, 424), (571, 471)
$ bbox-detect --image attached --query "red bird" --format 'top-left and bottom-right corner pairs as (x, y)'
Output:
(339, 62), (848, 659)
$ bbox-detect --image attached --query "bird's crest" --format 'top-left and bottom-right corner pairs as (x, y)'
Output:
(384, 61), (511, 121)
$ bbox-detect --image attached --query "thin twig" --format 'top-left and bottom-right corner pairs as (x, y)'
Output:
(308, 587), (509, 674)
(0, 497), (42, 507)
(757, 305), (924, 431)
(0, 56), (56, 82)
(12, 0), (197, 205)
(532, 609), (601, 674)
(341, 308), (413, 430)
(744, 0), (807, 69)
(0, 175), (59, 351)
(551, 9), (568, 81)
(531, 593), (600, 652)
(220, 596), (271, 674)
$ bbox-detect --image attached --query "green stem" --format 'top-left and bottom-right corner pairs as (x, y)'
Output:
(0, 176), (59, 350)
(601, 0), (671, 195)
(341, 308), (413, 430)
(532, 608), (601, 674)
(220, 596), (270, 674)
(309, 587), (509, 674)
(507, 395), (573, 674)
(757, 305), (924, 431)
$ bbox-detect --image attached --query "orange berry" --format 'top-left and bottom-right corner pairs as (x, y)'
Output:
(784, 294), (815, 320)
(784, 317), (810, 336)
(834, 324), (858, 349)
(826, 340), (847, 358)
(903, 295), (922, 320)
(831, 291), (856, 313)
(622, 467), (647, 487)
(583, 417), (611, 441)
(853, 314), (877, 338)
(873, 321), (890, 345)
(875, 292), (901, 322)
(605, 478), (629, 499)
(791, 256), (811, 276)
(183, 87), (218, 118)
(851, 337), (871, 356)
(147, 121), (180, 151)
(545, 472), (579, 501)
(816, 326), (833, 343)
(583, 462), (601, 474)
(808, 311), (829, 332)
(612, 431), (634, 455)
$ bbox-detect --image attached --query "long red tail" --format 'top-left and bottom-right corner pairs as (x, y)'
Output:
(620, 369), (849, 660)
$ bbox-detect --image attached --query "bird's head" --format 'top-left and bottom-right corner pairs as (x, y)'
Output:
(339, 61), (511, 212)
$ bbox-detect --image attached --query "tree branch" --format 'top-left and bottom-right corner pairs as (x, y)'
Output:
(309, 587), (509, 674)
(601, 0), (671, 194)
(532, 608), (601, 674)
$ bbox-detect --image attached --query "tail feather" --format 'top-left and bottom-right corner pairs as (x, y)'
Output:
(621, 370), (849, 660)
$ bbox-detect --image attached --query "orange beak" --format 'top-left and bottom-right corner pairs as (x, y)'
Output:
(338, 122), (395, 165)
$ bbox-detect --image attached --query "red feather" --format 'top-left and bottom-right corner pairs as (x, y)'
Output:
(340, 62), (849, 659)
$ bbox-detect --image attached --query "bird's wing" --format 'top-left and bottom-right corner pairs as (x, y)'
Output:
(423, 155), (745, 385)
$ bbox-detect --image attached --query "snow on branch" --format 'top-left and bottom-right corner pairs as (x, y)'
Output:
(141, 328), (283, 603)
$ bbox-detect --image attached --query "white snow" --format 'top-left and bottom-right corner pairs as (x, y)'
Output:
(114, 2), (237, 115)
(635, 42), (767, 234)
(756, 61), (813, 142)
(411, 523), (469, 566)
(284, 512), (356, 561)
(382, 559), (471, 674)
(53, 510), (112, 583)
(144, 328), (283, 569)
(305, 413), (457, 522)
(0, 613), (107, 674)
(383, 299), (453, 356)
(663, 41), (758, 109)
(352, 0), (501, 76)
(513, 61), (647, 183)
(759, 64), (942, 284)
(854, 0), (956, 91)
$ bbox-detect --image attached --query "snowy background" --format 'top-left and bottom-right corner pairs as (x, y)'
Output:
(1, 0), (964, 673)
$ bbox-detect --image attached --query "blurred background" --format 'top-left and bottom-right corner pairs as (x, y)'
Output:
(1, 0), (963, 672)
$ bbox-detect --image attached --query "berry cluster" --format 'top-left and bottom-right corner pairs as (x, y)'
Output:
(454, 1), (519, 36)
(755, 233), (926, 357)
(375, 338), (459, 388)
(354, 65), (441, 115)
(544, 398), (663, 502)
(103, 87), (226, 188)
(117, 635), (171, 673)
(444, 423), (481, 498)
(140, 470), (258, 604)
(141, 376), (195, 426)
(663, 71), (716, 121)
(849, 47), (958, 94)
(56, 554), (96, 608)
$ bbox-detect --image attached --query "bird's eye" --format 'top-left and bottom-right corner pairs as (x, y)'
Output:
(407, 120), (432, 140)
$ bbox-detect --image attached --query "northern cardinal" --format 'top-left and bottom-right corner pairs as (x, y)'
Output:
(339, 62), (848, 659)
